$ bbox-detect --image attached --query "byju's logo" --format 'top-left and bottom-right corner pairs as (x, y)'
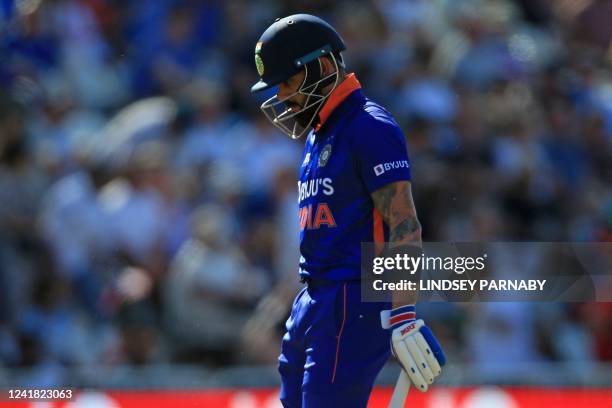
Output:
(373, 160), (410, 176)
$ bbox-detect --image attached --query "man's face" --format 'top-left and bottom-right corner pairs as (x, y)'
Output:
(278, 70), (307, 113)
(264, 57), (336, 134)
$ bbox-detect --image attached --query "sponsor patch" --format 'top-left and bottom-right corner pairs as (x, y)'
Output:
(373, 160), (410, 176)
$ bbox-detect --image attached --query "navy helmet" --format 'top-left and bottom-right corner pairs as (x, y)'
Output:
(251, 14), (346, 93)
(251, 14), (347, 139)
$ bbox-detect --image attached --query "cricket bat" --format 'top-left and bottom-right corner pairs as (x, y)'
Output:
(389, 370), (410, 408)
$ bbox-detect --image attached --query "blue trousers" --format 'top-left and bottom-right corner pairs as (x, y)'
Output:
(279, 280), (391, 407)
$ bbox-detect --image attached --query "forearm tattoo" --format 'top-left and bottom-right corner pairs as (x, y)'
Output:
(371, 181), (422, 246)
(390, 217), (421, 243)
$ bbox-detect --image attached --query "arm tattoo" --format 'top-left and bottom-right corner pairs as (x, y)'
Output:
(390, 218), (421, 243)
(371, 181), (422, 247)
(372, 181), (422, 305)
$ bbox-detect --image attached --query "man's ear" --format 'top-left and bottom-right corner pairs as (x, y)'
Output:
(319, 56), (336, 76)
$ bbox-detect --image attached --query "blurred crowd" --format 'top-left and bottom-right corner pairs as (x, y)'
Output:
(0, 0), (611, 387)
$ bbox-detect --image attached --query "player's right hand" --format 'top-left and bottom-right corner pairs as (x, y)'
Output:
(381, 305), (446, 391)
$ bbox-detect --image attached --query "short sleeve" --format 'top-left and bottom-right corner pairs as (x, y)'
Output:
(352, 115), (412, 193)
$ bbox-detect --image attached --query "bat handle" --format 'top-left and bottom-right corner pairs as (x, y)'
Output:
(389, 370), (410, 408)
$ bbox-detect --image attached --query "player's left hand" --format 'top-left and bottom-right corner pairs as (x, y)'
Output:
(381, 305), (445, 392)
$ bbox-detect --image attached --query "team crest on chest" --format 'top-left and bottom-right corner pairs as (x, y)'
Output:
(318, 144), (332, 167)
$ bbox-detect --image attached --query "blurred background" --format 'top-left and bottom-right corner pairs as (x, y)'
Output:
(1, 0), (612, 401)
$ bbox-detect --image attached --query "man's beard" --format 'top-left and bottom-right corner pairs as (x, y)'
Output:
(286, 91), (324, 129)
(293, 102), (320, 128)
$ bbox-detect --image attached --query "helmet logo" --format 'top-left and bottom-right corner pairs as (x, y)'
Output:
(255, 42), (264, 76)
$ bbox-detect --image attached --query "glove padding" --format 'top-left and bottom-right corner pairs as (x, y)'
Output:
(382, 312), (446, 392)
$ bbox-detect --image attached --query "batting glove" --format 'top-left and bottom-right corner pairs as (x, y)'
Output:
(381, 305), (446, 391)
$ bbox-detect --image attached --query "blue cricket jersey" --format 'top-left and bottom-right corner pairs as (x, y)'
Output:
(298, 74), (412, 281)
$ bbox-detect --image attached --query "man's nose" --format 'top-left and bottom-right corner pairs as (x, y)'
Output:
(277, 83), (290, 100)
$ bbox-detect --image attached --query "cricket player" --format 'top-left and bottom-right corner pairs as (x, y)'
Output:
(250, 14), (445, 407)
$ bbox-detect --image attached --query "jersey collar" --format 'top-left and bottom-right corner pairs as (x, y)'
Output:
(314, 73), (361, 132)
